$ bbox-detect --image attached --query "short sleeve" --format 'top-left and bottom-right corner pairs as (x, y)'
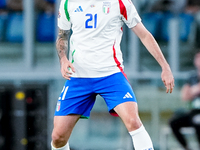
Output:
(58, 0), (71, 30)
(119, 0), (141, 28)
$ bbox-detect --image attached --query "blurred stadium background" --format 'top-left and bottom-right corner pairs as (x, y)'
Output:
(0, 0), (199, 149)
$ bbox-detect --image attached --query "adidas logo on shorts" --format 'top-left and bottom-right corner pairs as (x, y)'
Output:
(123, 92), (133, 99)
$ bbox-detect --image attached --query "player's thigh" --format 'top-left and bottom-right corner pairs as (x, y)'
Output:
(97, 72), (137, 115)
(114, 101), (142, 130)
(52, 115), (81, 138)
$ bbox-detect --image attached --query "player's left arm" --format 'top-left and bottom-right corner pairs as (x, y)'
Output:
(131, 22), (175, 93)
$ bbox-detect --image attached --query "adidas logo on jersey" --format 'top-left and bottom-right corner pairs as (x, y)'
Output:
(123, 92), (133, 99)
(74, 6), (83, 12)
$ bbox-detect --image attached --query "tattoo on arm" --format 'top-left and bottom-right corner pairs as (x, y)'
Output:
(56, 29), (70, 60)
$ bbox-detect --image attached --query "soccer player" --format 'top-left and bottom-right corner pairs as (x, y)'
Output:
(51, 0), (175, 150)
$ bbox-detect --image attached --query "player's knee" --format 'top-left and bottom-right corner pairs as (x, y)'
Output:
(52, 131), (67, 147)
(126, 117), (142, 131)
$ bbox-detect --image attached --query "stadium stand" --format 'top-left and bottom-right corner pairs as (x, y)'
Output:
(45, 0), (55, 3)
(0, 0), (6, 9)
(0, 13), (8, 41)
(36, 12), (55, 42)
(141, 12), (163, 40)
(6, 13), (23, 42)
(142, 12), (194, 42)
(160, 12), (194, 41)
(179, 13), (195, 41)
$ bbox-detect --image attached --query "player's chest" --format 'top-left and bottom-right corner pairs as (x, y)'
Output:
(68, 1), (120, 29)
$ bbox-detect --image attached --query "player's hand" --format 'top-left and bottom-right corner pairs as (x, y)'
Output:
(161, 67), (174, 93)
(60, 57), (75, 80)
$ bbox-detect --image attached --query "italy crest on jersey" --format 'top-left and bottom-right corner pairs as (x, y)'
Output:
(103, 2), (111, 14)
(56, 101), (61, 112)
(58, 11), (61, 19)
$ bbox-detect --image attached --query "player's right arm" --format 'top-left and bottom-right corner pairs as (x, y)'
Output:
(56, 28), (75, 80)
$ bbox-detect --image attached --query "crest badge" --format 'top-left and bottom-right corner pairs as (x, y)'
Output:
(103, 2), (111, 14)
(58, 11), (61, 19)
(56, 101), (61, 112)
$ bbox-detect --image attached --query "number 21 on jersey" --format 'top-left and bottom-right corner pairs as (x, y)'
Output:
(85, 13), (97, 28)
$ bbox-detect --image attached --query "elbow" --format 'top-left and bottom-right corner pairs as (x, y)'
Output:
(141, 31), (155, 43)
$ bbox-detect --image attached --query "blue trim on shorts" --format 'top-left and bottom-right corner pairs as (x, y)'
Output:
(54, 72), (137, 118)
